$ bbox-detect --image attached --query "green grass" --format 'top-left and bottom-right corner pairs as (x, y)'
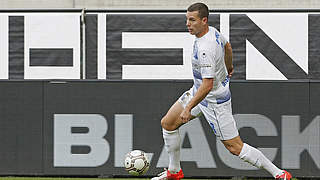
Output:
(0, 179), (207, 180)
(0, 178), (105, 180)
(0, 178), (301, 180)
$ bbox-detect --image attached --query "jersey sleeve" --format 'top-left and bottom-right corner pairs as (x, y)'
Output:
(198, 49), (215, 78)
(220, 33), (228, 47)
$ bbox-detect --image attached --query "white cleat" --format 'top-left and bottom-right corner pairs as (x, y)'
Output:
(151, 168), (184, 180)
(151, 169), (168, 180)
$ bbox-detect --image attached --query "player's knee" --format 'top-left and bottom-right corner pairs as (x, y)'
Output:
(161, 117), (176, 131)
(160, 118), (167, 128)
(226, 145), (242, 156)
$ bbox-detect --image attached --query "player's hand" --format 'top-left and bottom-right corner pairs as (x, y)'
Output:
(227, 65), (234, 78)
(180, 108), (192, 123)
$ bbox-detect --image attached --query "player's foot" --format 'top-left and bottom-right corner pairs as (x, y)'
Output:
(151, 168), (184, 180)
(275, 170), (292, 180)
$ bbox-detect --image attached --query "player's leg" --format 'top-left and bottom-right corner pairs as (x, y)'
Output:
(151, 101), (184, 180)
(207, 100), (291, 179)
(152, 90), (200, 180)
(161, 91), (201, 172)
(161, 100), (184, 174)
(221, 136), (291, 179)
(221, 136), (285, 177)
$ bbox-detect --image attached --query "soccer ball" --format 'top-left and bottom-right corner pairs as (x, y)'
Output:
(124, 150), (150, 176)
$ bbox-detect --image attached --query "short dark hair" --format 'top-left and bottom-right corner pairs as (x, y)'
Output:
(187, 2), (209, 19)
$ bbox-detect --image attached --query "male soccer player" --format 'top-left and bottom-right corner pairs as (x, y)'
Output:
(151, 2), (292, 180)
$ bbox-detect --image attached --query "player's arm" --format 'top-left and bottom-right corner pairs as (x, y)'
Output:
(224, 42), (233, 78)
(180, 78), (213, 123)
(185, 78), (213, 110)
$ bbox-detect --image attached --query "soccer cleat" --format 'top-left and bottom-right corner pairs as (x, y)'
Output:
(275, 170), (292, 180)
(151, 168), (184, 180)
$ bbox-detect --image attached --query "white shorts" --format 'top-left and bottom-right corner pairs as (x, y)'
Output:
(178, 89), (239, 140)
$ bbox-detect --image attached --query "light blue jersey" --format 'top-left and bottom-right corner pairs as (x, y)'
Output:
(191, 26), (231, 106)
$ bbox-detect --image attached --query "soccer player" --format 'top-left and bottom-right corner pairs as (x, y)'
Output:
(151, 2), (292, 180)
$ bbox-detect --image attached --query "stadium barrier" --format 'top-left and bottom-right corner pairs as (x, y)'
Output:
(0, 80), (318, 178)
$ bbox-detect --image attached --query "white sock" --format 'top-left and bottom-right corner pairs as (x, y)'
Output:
(163, 128), (181, 173)
(239, 143), (283, 178)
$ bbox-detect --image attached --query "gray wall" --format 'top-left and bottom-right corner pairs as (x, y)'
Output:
(0, 80), (319, 178)
(1, 0), (320, 9)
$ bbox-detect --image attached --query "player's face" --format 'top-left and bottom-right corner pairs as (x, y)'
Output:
(186, 11), (207, 37)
